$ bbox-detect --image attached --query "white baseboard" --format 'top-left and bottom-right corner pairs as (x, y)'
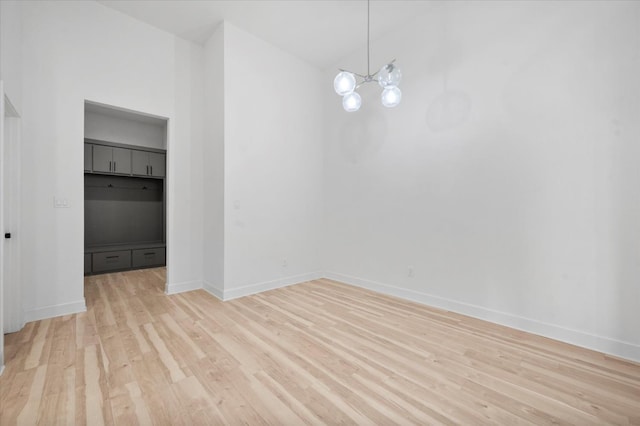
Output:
(24, 299), (87, 323)
(324, 271), (640, 363)
(217, 271), (323, 301)
(203, 280), (224, 300)
(165, 280), (202, 295)
(0, 365), (4, 376)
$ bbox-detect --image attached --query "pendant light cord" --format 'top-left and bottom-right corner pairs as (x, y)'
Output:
(334, 0), (401, 109)
(367, 0), (370, 77)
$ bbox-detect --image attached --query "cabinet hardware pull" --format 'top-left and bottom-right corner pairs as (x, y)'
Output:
(114, 161), (116, 172)
(146, 165), (149, 175)
(109, 161), (112, 172)
(106, 255), (119, 259)
(144, 252), (155, 256)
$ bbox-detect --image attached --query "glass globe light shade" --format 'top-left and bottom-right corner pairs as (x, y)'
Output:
(342, 91), (362, 112)
(381, 86), (401, 108)
(378, 63), (402, 88)
(334, 71), (356, 96)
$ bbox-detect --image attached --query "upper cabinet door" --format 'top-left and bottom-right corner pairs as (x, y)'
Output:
(87, 143), (163, 177)
(131, 150), (148, 176)
(131, 150), (165, 177)
(84, 144), (92, 172)
(92, 145), (112, 173)
(112, 147), (131, 175)
(149, 153), (165, 177)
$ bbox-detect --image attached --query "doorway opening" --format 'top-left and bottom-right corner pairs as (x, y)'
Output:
(83, 101), (168, 285)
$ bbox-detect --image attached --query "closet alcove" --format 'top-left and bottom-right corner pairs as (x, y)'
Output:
(83, 101), (167, 275)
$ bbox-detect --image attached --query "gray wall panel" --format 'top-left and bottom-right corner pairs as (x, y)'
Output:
(85, 174), (164, 247)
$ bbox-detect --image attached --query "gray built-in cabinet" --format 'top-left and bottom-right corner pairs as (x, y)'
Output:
(84, 139), (166, 275)
(132, 150), (166, 177)
(84, 140), (166, 178)
(92, 144), (132, 175)
(84, 144), (92, 172)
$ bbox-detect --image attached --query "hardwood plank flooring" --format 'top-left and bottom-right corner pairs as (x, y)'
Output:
(1, 268), (639, 425)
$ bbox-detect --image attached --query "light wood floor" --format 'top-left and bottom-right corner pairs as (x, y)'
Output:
(1, 269), (639, 425)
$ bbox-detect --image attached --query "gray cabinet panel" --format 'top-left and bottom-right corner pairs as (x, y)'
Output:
(84, 144), (92, 172)
(86, 246), (165, 275)
(92, 145), (112, 173)
(132, 247), (166, 268)
(131, 150), (165, 177)
(85, 175), (163, 246)
(131, 150), (148, 176)
(149, 153), (165, 177)
(112, 147), (131, 175)
(92, 250), (132, 273)
(90, 145), (131, 175)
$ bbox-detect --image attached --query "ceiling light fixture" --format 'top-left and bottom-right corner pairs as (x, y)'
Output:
(333, 0), (402, 112)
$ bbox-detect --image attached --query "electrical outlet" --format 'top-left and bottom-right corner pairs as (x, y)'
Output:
(408, 266), (414, 278)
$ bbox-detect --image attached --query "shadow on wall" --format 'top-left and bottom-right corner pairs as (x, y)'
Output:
(339, 102), (388, 164)
(425, 2), (471, 133)
(426, 90), (471, 132)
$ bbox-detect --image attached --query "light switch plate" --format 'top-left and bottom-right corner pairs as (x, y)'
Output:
(54, 197), (70, 208)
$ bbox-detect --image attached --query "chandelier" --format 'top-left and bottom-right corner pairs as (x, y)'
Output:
(333, 0), (402, 112)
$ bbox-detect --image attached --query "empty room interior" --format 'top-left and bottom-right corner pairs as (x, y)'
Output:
(1, 0), (639, 424)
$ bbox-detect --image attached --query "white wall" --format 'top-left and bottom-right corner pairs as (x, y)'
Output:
(202, 24), (225, 297)
(0, 0), (22, 113)
(219, 22), (324, 299)
(20, 1), (203, 319)
(323, 1), (640, 361)
(0, 0), (22, 374)
(84, 110), (166, 150)
(12, 0), (639, 364)
(167, 38), (205, 294)
(202, 22), (325, 299)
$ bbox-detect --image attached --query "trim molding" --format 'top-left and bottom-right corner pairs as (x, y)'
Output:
(203, 280), (224, 300)
(24, 299), (87, 323)
(323, 271), (640, 363)
(165, 280), (202, 295)
(217, 271), (323, 301)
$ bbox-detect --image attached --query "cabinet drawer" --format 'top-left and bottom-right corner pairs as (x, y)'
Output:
(132, 248), (166, 268)
(92, 250), (132, 273)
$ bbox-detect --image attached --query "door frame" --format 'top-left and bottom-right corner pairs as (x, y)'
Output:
(1, 82), (23, 374)
(0, 81), (4, 374)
